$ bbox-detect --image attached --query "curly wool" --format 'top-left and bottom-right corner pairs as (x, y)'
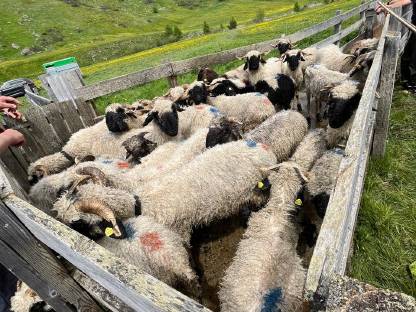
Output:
(219, 130), (327, 312)
(316, 44), (355, 73)
(207, 93), (276, 131)
(244, 110), (308, 161)
(98, 216), (198, 289)
(244, 51), (283, 86)
(10, 282), (45, 312)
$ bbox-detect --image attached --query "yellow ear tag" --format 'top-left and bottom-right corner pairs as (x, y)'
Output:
(105, 227), (114, 237)
(295, 198), (303, 206)
(258, 181), (264, 189)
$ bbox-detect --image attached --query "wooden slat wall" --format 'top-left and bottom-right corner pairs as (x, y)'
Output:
(0, 100), (97, 191)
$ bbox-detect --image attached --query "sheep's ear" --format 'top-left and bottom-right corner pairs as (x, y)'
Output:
(155, 106), (179, 136)
(243, 60), (249, 70)
(281, 54), (288, 62)
(297, 51), (305, 61)
(143, 111), (158, 126)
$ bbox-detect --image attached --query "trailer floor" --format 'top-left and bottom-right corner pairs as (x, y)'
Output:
(351, 87), (416, 298)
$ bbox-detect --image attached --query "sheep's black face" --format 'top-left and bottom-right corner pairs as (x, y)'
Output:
(29, 301), (56, 312)
(206, 119), (242, 148)
(28, 172), (42, 186)
(188, 84), (208, 105)
(197, 67), (219, 84)
(209, 80), (238, 97)
(70, 219), (105, 240)
(327, 93), (361, 128)
(106, 107), (129, 133)
(277, 42), (291, 55)
(122, 133), (157, 163)
(283, 52), (305, 71)
(245, 55), (262, 71)
(312, 192), (330, 219)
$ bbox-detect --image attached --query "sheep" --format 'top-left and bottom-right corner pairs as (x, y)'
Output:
(52, 111), (308, 243)
(97, 216), (199, 293)
(244, 110), (308, 161)
(254, 74), (296, 111)
(306, 148), (343, 218)
(223, 64), (250, 82)
(348, 50), (376, 86)
(27, 111), (147, 185)
(10, 282), (54, 312)
(208, 77), (254, 97)
(271, 38), (294, 55)
(105, 102), (151, 133)
(325, 80), (361, 148)
(124, 102), (237, 162)
(347, 38), (379, 57)
(207, 93), (276, 131)
(219, 129), (327, 312)
(242, 50), (282, 86)
(316, 44), (356, 73)
(304, 64), (350, 126)
(197, 67), (219, 84)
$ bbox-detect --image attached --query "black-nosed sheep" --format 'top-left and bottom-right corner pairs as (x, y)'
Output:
(219, 129), (327, 312)
(208, 77), (254, 97)
(326, 80), (361, 148)
(316, 44), (356, 73)
(306, 148), (343, 218)
(197, 67), (219, 84)
(52, 111), (308, 243)
(272, 38), (294, 55)
(242, 50), (282, 86)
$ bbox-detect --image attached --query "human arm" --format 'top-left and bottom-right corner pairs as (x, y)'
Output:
(0, 96), (22, 120)
(0, 129), (25, 153)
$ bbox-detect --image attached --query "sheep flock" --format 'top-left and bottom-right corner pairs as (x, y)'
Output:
(14, 37), (380, 312)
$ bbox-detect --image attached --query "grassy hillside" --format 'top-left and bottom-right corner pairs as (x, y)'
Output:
(0, 0), (308, 81)
(351, 88), (416, 298)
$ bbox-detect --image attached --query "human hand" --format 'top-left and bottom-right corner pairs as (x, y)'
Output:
(0, 96), (23, 120)
(1, 129), (25, 147)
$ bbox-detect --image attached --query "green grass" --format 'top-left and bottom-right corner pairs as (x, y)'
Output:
(0, 0), (315, 82)
(351, 88), (416, 297)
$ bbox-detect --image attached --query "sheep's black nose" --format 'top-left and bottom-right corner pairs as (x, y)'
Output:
(28, 175), (39, 186)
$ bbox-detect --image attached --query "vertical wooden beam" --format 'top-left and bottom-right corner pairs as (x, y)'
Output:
(372, 34), (400, 157)
(167, 75), (178, 88)
(360, 0), (366, 20)
(389, 7), (403, 32)
(334, 10), (342, 45)
(364, 8), (376, 38)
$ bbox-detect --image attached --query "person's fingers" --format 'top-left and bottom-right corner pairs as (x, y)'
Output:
(2, 109), (17, 119)
(0, 96), (19, 105)
(14, 111), (23, 120)
(0, 102), (17, 110)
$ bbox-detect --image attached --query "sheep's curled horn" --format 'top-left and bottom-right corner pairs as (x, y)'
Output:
(67, 167), (123, 237)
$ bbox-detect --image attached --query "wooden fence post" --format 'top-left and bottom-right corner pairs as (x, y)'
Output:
(167, 75), (178, 87)
(334, 10), (342, 45)
(364, 8), (376, 38)
(360, 0), (366, 20)
(0, 199), (102, 311)
(372, 34), (400, 157)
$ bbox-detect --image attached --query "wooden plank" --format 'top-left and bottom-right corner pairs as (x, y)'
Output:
(0, 167), (211, 312)
(74, 99), (96, 127)
(0, 198), (102, 312)
(58, 101), (85, 133)
(389, 7), (402, 32)
(311, 20), (362, 49)
(305, 14), (390, 298)
(42, 102), (73, 144)
(73, 270), (135, 312)
(372, 34), (400, 157)
(0, 149), (30, 192)
(364, 8), (376, 38)
(334, 10), (342, 45)
(75, 1), (375, 101)
(23, 105), (62, 154)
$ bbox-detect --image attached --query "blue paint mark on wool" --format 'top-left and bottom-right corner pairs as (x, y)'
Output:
(101, 159), (113, 164)
(246, 139), (257, 148)
(209, 106), (221, 117)
(261, 288), (283, 312)
(124, 222), (136, 240)
(255, 92), (263, 96)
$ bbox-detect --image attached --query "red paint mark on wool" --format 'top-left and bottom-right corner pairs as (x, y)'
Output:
(139, 232), (163, 252)
(260, 143), (270, 150)
(195, 105), (205, 110)
(117, 161), (130, 169)
(263, 98), (272, 105)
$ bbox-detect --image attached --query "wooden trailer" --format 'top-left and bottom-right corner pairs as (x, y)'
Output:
(0, 2), (412, 311)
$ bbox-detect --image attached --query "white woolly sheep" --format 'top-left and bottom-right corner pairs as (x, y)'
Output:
(316, 44), (356, 73)
(207, 93), (276, 131)
(242, 50), (282, 86)
(10, 282), (54, 312)
(223, 64), (250, 82)
(219, 129), (327, 312)
(272, 38), (294, 55)
(325, 80), (361, 148)
(97, 215), (199, 293)
(306, 148), (343, 218)
(244, 110), (308, 161)
(208, 77), (254, 97)
(348, 38), (379, 57)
